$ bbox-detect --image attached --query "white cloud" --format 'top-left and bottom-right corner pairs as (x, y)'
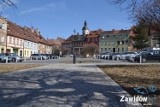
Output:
(20, 7), (45, 15)
(20, 1), (67, 15)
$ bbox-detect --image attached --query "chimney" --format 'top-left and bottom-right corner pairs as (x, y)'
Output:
(112, 29), (115, 31)
(31, 27), (34, 32)
(24, 26), (27, 29)
(35, 28), (40, 35)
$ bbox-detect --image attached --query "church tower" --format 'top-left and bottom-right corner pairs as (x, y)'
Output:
(82, 20), (89, 35)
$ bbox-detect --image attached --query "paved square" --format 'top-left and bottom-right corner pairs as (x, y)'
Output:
(0, 63), (142, 107)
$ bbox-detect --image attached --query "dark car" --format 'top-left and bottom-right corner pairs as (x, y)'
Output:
(134, 50), (160, 63)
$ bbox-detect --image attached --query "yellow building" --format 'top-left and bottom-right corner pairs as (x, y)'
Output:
(0, 17), (7, 53)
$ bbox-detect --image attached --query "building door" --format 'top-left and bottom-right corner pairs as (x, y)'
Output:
(113, 48), (115, 52)
(6, 49), (10, 53)
(20, 50), (22, 57)
(1, 48), (4, 53)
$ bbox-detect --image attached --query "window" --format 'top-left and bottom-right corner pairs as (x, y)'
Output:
(95, 38), (98, 42)
(103, 42), (106, 45)
(122, 48), (124, 52)
(88, 38), (90, 42)
(101, 48), (103, 51)
(17, 39), (19, 45)
(20, 40), (22, 46)
(126, 34), (128, 38)
(1, 36), (4, 42)
(119, 35), (122, 38)
(92, 38), (94, 42)
(100, 42), (103, 46)
(118, 48), (120, 52)
(117, 41), (120, 45)
(126, 48), (128, 51)
(105, 48), (107, 51)
(126, 40), (128, 44)
(11, 37), (13, 44)
(111, 41), (115, 45)
(121, 41), (124, 45)
(15, 38), (17, 44)
(13, 37), (15, 44)
(7, 36), (9, 43)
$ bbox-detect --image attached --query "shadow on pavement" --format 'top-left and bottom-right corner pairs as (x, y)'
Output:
(0, 66), (129, 107)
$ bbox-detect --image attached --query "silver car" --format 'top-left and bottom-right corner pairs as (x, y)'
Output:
(5, 53), (24, 62)
(0, 54), (12, 63)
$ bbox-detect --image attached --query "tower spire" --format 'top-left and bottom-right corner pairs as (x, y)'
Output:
(82, 20), (89, 35)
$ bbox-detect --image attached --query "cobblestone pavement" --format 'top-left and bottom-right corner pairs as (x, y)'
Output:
(0, 63), (142, 107)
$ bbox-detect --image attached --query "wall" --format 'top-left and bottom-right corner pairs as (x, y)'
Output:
(99, 33), (130, 53)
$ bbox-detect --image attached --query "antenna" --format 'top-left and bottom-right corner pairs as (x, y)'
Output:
(73, 29), (76, 35)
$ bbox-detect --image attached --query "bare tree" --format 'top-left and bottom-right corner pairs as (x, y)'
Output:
(81, 43), (98, 57)
(0, 0), (16, 14)
(110, 0), (160, 34)
(110, 0), (152, 13)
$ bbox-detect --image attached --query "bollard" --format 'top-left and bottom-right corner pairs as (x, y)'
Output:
(140, 55), (142, 63)
(116, 57), (119, 61)
(16, 58), (18, 63)
(73, 54), (76, 64)
(41, 56), (42, 60)
(6, 58), (8, 63)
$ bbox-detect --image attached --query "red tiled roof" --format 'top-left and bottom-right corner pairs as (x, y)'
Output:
(62, 34), (85, 44)
(101, 29), (131, 34)
(7, 20), (50, 45)
(47, 39), (60, 46)
(7, 21), (38, 43)
(86, 29), (103, 38)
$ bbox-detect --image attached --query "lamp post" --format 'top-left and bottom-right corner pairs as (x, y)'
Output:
(73, 47), (76, 64)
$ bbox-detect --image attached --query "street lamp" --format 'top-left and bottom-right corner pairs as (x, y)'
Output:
(73, 47), (76, 64)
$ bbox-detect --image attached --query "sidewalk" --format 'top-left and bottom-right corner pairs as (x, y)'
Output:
(0, 64), (142, 107)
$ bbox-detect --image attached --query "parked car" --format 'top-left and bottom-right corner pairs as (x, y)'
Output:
(125, 52), (138, 61)
(134, 50), (160, 63)
(5, 53), (24, 62)
(119, 52), (128, 60)
(41, 54), (50, 60)
(127, 51), (147, 62)
(111, 53), (120, 60)
(0, 54), (12, 63)
(31, 54), (48, 60)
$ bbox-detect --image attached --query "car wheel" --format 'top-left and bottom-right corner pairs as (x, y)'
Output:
(142, 58), (147, 63)
(12, 58), (16, 62)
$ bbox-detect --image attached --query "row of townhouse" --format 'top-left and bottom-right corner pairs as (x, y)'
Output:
(0, 17), (53, 58)
(62, 21), (133, 55)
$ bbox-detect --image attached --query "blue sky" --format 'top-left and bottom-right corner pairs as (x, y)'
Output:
(1, 0), (134, 39)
